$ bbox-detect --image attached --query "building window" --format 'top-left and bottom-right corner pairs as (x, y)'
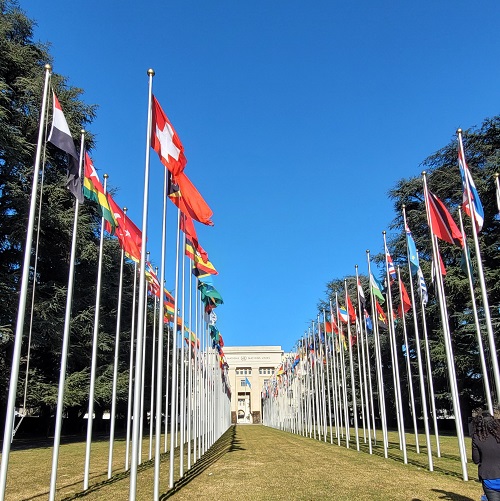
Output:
(259, 367), (273, 375)
(240, 379), (248, 387)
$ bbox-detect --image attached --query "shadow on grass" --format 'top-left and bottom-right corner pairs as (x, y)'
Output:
(160, 425), (242, 500)
(428, 489), (475, 501)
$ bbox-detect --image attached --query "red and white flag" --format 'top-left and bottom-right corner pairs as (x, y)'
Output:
(47, 92), (83, 202)
(151, 95), (187, 176)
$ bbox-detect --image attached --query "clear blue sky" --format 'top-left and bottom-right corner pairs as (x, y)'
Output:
(26, 0), (500, 351)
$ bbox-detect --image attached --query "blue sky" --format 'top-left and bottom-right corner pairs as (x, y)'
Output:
(26, 0), (500, 351)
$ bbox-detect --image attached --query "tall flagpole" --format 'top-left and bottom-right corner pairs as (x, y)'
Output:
(154, 166), (168, 500)
(125, 259), (138, 470)
(84, 173), (109, 490)
(422, 171), (468, 480)
(108, 243), (125, 478)
(148, 278), (158, 460)
(48, 129), (85, 501)
(129, 68), (154, 501)
(0, 64), (52, 498)
(457, 208), (493, 413)
(402, 206), (433, 470)
(457, 129), (500, 402)
(366, 250), (388, 457)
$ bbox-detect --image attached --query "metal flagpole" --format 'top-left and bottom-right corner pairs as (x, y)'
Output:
(169, 209), (182, 488)
(355, 266), (372, 454)
(48, 128), (84, 501)
(139, 280), (149, 464)
(458, 208), (493, 413)
(366, 250), (388, 458)
(345, 280), (359, 451)
(148, 279), (158, 460)
(108, 244), (125, 478)
(383, 232), (407, 463)
(0, 64), (52, 499)
(422, 171), (468, 480)
(458, 130), (500, 402)
(129, 68), (154, 501)
(322, 311), (334, 444)
(84, 173), (109, 490)
(154, 166), (168, 500)
(125, 259), (138, 470)
(402, 206), (433, 470)
(397, 267), (419, 454)
(329, 301), (341, 445)
(495, 173), (500, 216)
(179, 231), (187, 475)
(187, 270), (193, 468)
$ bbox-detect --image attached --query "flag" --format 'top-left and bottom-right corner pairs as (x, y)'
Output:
(405, 223), (419, 275)
(375, 300), (388, 330)
(385, 244), (397, 283)
(427, 190), (463, 247)
(338, 306), (349, 324)
(346, 293), (357, 324)
(417, 267), (428, 306)
(458, 134), (484, 232)
(47, 92), (83, 202)
(244, 377), (251, 389)
(168, 172), (214, 226)
(164, 288), (175, 319)
(83, 152), (116, 234)
(198, 282), (223, 313)
(397, 278), (412, 317)
(107, 195), (142, 262)
(370, 273), (385, 303)
(364, 308), (373, 332)
(357, 278), (366, 308)
(145, 262), (161, 298)
(151, 95), (187, 176)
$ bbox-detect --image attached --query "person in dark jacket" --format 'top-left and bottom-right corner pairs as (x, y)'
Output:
(471, 409), (500, 501)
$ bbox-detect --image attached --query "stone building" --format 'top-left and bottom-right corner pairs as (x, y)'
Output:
(224, 346), (283, 424)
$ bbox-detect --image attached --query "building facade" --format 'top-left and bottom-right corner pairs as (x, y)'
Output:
(224, 345), (283, 424)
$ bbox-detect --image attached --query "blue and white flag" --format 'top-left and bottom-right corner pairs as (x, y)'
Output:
(244, 377), (251, 388)
(405, 223), (419, 275)
(417, 267), (428, 306)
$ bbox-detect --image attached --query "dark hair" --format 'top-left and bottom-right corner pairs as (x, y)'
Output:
(472, 411), (500, 443)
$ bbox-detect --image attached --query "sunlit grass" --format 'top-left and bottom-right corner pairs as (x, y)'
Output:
(2, 426), (482, 500)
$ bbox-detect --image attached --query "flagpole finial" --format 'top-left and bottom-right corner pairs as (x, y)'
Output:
(457, 128), (462, 134)
(103, 173), (109, 179)
(123, 207), (128, 213)
(147, 68), (155, 76)
(494, 173), (499, 179)
(355, 264), (358, 269)
(382, 230), (386, 235)
(402, 204), (406, 209)
(422, 170), (427, 176)
(45, 63), (52, 71)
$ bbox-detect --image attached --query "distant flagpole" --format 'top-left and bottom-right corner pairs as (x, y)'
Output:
(148, 274), (158, 460)
(154, 167), (169, 500)
(495, 173), (500, 216)
(329, 300), (341, 445)
(129, 68), (155, 501)
(382, 231), (407, 464)
(322, 311), (334, 444)
(125, 259), (138, 470)
(108, 239), (125, 478)
(47, 129), (84, 501)
(422, 171), (468, 480)
(457, 208), (493, 413)
(366, 250), (388, 457)
(402, 206), (433, 470)
(84, 172), (109, 490)
(457, 129), (500, 402)
(0, 64), (52, 498)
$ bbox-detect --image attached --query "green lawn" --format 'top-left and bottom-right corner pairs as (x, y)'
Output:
(2, 426), (482, 500)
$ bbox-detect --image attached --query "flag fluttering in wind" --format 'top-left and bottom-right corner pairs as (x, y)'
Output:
(47, 92), (83, 202)
(458, 133), (484, 232)
(106, 195), (142, 262)
(405, 223), (419, 275)
(181, 214), (218, 276)
(198, 282), (223, 314)
(357, 278), (366, 308)
(370, 273), (385, 303)
(375, 300), (388, 330)
(145, 262), (161, 298)
(168, 172), (214, 226)
(338, 305), (348, 324)
(151, 95), (187, 176)
(346, 293), (357, 324)
(83, 152), (116, 234)
(364, 308), (373, 332)
(417, 267), (428, 306)
(427, 190), (463, 247)
(385, 244), (397, 283)
(397, 278), (412, 317)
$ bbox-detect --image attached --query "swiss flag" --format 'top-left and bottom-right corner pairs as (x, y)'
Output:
(151, 95), (187, 176)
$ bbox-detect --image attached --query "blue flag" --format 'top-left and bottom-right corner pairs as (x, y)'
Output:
(405, 223), (419, 275)
(245, 377), (251, 389)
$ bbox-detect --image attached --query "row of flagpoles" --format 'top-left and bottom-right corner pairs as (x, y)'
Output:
(262, 129), (499, 482)
(0, 65), (231, 500)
